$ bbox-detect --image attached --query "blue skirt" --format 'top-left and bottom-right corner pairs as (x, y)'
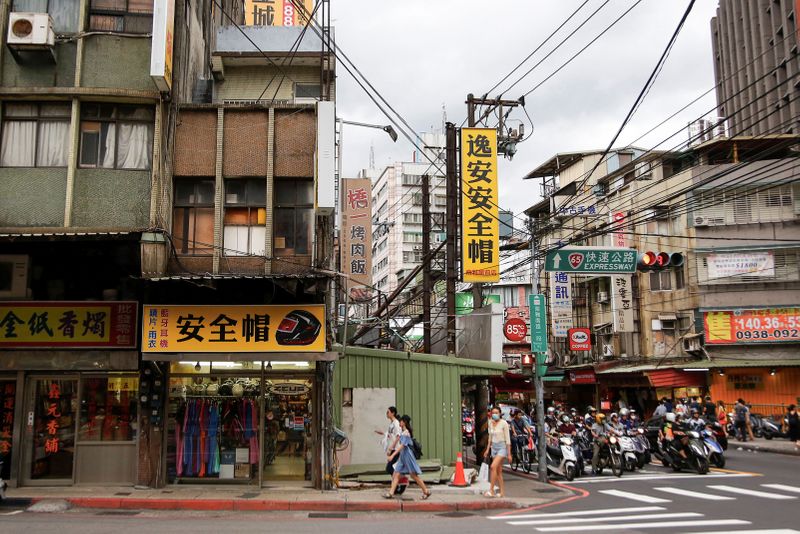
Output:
(393, 445), (422, 475)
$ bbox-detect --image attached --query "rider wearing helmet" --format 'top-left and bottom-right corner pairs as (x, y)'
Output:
(584, 406), (597, 426)
(686, 408), (706, 431)
(591, 413), (610, 474)
(619, 407), (634, 431)
(608, 413), (624, 436)
(545, 406), (557, 432)
(660, 412), (688, 459)
(557, 413), (577, 436)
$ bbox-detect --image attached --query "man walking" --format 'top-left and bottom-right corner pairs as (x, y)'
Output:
(733, 399), (750, 442)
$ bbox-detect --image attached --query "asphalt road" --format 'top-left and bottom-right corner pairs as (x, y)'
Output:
(1, 447), (798, 534)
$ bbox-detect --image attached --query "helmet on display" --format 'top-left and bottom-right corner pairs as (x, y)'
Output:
(666, 413), (676, 423)
(596, 413), (606, 422)
(206, 383), (219, 396)
(276, 310), (322, 346)
(620, 408), (630, 417)
(232, 382), (244, 397)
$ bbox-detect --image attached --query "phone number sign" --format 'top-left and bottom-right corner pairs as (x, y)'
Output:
(704, 307), (800, 344)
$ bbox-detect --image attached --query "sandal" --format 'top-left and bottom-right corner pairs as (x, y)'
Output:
(382, 492), (393, 499)
(483, 491), (495, 498)
(422, 490), (432, 500)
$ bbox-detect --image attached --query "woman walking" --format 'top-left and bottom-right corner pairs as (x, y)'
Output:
(786, 405), (800, 448)
(384, 415), (431, 500)
(483, 407), (512, 498)
(716, 400), (727, 426)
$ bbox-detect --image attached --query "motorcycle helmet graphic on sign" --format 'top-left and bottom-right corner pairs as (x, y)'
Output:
(276, 309), (322, 346)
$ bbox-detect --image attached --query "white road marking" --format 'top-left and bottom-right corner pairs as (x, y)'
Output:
(761, 484), (800, 495)
(654, 486), (735, 500)
(682, 530), (800, 534)
(508, 512), (700, 526)
(488, 506), (665, 520)
(568, 472), (754, 484)
(1, 510), (23, 516)
(536, 519), (750, 532)
(598, 489), (671, 503)
(708, 485), (798, 500)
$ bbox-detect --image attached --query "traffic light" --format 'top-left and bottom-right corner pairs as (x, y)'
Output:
(637, 251), (684, 271)
(521, 354), (534, 377)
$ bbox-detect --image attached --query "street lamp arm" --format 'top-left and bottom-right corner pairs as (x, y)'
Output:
(339, 119), (398, 142)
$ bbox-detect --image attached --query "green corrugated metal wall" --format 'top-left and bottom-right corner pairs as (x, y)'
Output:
(332, 349), (504, 466)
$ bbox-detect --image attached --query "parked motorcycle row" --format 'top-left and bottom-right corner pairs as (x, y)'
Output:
(471, 409), (732, 482)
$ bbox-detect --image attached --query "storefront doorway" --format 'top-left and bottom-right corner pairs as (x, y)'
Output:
(166, 362), (313, 486)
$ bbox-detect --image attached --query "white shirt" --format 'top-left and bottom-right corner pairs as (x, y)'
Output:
(382, 418), (401, 453)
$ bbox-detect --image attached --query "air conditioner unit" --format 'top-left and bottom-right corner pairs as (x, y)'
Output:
(683, 336), (703, 352)
(7, 13), (55, 49)
(592, 184), (607, 197)
(596, 291), (609, 303)
(694, 216), (710, 227)
(412, 245), (423, 251)
(0, 254), (29, 299)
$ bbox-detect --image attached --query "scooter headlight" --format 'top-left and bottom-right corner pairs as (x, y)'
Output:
(609, 436), (617, 444)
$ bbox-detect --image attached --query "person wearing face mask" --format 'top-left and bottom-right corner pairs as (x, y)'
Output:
(483, 407), (511, 498)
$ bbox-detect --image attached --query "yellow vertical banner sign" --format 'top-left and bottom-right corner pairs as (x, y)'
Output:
(461, 128), (499, 283)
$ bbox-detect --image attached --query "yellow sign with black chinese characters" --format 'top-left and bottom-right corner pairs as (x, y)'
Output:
(245, 0), (314, 26)
(461, 127), (499, 283)
(0, 302), (138, 348)
(141, 305), (325, 353)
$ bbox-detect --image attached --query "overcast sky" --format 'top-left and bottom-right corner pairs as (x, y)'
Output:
(331, 0), (721, 220)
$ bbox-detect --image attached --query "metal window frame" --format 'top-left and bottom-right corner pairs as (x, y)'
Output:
(88, 0), (154, 33)
(173, 178), (215, 256)
(0, 102), (71, 169)
(78, 104), (154, 170)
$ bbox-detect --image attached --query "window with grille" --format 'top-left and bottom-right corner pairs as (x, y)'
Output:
(89, 0), (153, 33)
(13, 0), (79, 32)
(693, 185), (797, 225)
(403, 213), (422, 224)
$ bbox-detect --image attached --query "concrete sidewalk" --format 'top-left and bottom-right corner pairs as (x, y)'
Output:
(734, 437), (800, 456)
(6, 478), (570, 513)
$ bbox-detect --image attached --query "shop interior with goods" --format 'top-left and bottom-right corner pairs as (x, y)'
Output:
(166, 361), (314, 485)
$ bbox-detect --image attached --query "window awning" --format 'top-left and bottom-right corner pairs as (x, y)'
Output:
(648, 369), (706, 388)
(658, 313), (677, 321)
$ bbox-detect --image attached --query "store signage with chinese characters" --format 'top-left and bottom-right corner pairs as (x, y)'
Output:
(704, 307), (800, 344)
(0, 302), (137, 348)
(726, 374), (763, 390)
(44, 381), (61, 455)
(340, 178), (372, 291)
(611, 275), (634, 332)
(568, 370), (596, 384)
(555, 204), (599, 216)
(611, 212), (627, 248)
(0, 382), (14, 466)
(150, 0), (175, 92)
(549, 271), (573, 337)
(245, 0), (313, 26)
(706, 252), (774, 280)
(141, 305), (326, 353)
(545, 247), (637, 273)
(461, 127), (499, 283)
(568, 328), (591, 351)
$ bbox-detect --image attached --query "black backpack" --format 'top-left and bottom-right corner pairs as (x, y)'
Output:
(411, 438), (423, 459)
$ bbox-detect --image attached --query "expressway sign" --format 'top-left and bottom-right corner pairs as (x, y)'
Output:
(544, 247), (637, 273)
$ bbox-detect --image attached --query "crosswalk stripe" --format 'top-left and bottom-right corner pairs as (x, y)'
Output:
(598, 489), (671, 503)
(653, 486), (735, 500)
(507, 512), (700, 526)
(708, 485), (798, 500)
(761, 484), (800, 495)
(488, 506), (665, 520)
(568, 472), (753, 484)
(535, 519), (750, 532)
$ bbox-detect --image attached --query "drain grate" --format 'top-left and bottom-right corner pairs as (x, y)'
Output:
(96, 510), (141, 516)
(308, 512), (348, 519)
(436, 512), (475, 518)
(114, 492), (132, 496)
(238, 492), (260, 499)
(536, 488), (562, 493)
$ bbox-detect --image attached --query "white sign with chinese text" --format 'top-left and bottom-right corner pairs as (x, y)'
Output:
(611, 275), (634, 332)
(549, 272), (573, 338)
(707, 252), (774, 280)
(340, 179), (373, 291)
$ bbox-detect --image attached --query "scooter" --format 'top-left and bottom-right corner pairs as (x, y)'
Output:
(462, 416), (474, 445)
(593, 436), (623, 477)
(659, 430), (709, 474)
(702, 428), (726, 468)
(618, 433), (639, 472)
(546, 434), (579, 481)
(628, 428), (650, 469)
(757, 415), (786, 440)
(575, 424), (594, 471)
(0, 460), (6, 501)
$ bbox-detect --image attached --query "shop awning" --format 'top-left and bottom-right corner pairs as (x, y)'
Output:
(491, 371), (534, 393)
(685, 359), (800, 369)
(647, 369), (706, 388)
(143, 351), (339, 362)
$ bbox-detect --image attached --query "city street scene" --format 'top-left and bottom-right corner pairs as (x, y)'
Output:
(0, 0), (799, 533)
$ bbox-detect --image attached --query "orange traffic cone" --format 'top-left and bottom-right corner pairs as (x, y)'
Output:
(451, 452), (468, 487)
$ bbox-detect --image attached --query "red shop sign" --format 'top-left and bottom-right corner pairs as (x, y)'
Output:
(568, 328), (591, 351)
(504, 318), (528, 342)
(568, 370), (596, 385)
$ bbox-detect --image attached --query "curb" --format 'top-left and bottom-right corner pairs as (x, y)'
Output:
(54, 497), (520, 513)
(736, 443), (800, 457)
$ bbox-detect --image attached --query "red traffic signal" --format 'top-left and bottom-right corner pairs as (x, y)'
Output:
(637, 251), (684, 271)
(521, 354), (534, 368)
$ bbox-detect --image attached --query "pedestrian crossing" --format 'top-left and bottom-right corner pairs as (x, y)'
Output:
(488, 484), (800, 532)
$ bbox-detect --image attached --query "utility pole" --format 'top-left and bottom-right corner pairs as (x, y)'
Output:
(530, 216), (547, 483)
(421, 173), (432, 353)
(445, 122), (458, 355)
